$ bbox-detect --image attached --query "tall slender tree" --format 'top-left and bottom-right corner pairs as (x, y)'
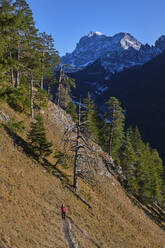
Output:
(38, 32), (59, 89)
(27, 114), (52, 160)
(56, 66), (75, 109)
(106, 97), (125, 161)
(121, 128), (138, 193)
(13, 0), (38, 87)
(0, 0), (16, 82)
(81, 92), (99, 142)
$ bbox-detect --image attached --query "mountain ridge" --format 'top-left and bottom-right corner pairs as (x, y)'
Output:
(70, 50), (165, 162)
(61, 31), (163, 73)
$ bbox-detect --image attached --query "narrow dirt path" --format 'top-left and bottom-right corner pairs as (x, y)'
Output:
(62, 218), (78, 248)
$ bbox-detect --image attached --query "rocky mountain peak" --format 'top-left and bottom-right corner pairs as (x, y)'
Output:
(88, 31), (104, 37)
(155, 35), (165, 51)
(61, 32), (163, 73)
(119, 33), (142, 50)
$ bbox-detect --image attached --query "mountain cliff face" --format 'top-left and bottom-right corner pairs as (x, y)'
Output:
(61, 31), (162, 73)
(155, 35), (165, 51)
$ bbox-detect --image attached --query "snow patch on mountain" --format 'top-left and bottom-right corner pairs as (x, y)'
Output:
(61, 32), (164, 74)
(88, 31), (103, 37)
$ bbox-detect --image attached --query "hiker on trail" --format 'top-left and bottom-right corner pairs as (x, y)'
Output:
(61, 203), (66, 219)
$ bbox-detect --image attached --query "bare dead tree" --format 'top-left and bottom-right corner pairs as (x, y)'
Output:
(73, 97), (82, 192)
(57, 66), (63, 107)
(62, 97), (98, 192)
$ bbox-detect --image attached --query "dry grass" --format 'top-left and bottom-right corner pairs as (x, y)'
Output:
(0, 102), (165, 248)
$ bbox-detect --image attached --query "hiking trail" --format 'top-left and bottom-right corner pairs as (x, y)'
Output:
(62, 218), (78, 248)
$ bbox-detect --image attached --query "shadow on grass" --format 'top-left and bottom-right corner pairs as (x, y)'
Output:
(101, 153), (165, 231)
(4, 125), (71, 184)
(42, 158), (73, 188)
(4, 125), (92, 209)
(42, 159), (92, 209)
(4, 125), (32, 158)
(67, 216), (100, 248)
(127, 193), (165, 231)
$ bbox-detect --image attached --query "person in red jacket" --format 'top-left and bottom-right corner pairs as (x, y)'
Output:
(61, 204), (66, 219)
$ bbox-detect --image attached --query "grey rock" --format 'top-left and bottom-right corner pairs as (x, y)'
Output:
(61, 31), (162, 74)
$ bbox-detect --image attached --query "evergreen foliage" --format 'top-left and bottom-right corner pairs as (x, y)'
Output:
(56, 66), (76, 110)
(0, 0), (59, 117)
(121, 128), (138, 193)
(38, 32), (59, 89)
(81, 93), (100, 142)
(102, 97), (125, 162)
(54, 151), (69, 169)
(66, 101), (78, 123)
(120, 126), (164, 204)
(8, 117), (25, 133)
(99, 114), (110, 151)
(34, 87), (51, 110)
(27, 114), (52, 160)
(0, 84), (30, 112)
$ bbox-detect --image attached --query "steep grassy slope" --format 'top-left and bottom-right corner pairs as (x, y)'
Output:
(0, 102), (165, 248)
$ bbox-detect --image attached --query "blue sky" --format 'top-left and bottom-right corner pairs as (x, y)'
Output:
(27, 0), (165, 56)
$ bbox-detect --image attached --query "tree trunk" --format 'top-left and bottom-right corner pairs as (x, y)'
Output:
(16, 71), (20, 88)
(109, 105), (115, 156)
(11, 68), (15, 88)
(48, 86), (51, 95)
(74, 98), (81, 192)
(40, 75), (44, 89)
(16, 45), (20, 88)
(109, 124), (113, 156)
(40, 51), (45, 89)
(30, 73), (34, 119)
(57, 67), (63, 107)
(10, 51), (15, 87)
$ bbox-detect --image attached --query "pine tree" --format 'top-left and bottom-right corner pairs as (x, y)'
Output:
(38, 32), (59, 89)
(0, 0), (16, 82)
(13, 0), (38, 87)
(81, 93), (100, 142)
(56, 66), (76, 109)
(106, 97), (125, 161)
(99, 113), (110, 152)
(121, 128), (138, 194)
(27, 114), (52, 160)
(66, 101), (78, 123)
(149, 149), (163, 202)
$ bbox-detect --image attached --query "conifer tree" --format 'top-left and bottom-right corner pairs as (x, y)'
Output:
(66, 101), (78, 123)
(0, 0), (16, 82)
(148, 148), (163, 202)
(121, 128), (138, 194)
(38, 32), (59, 89)
(56, 66), (76, 109)
(81, 93), (99, 142)
(128, 127), (164, 204)
(99, 114), (110, 152)
(27, 114), (52, 160)
(106, 97), (125, 161)
(13, 0), (38, 87)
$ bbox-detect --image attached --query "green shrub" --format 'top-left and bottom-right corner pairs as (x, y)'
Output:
(34, 87), (51, 110)
(54, 151), (69, 169)
(7, 84), (31, 113)
(8, 118), (25, 134)
(27, 114), (52, 160)
(0, 123), (4, 129)
(0, 84), (31, 113)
